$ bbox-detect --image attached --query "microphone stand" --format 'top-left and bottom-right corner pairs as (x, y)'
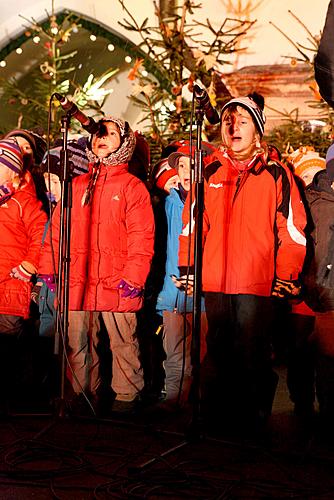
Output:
(130, 103), (207, 473)
(28, 112), (73, 438)
(54, 112), (72, 418)
(188, 105), (205, 437)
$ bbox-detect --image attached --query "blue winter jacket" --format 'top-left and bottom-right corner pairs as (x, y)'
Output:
(156, 188), (205, 314)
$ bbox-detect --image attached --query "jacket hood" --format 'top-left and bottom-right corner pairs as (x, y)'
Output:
(306, 169), (334, 204)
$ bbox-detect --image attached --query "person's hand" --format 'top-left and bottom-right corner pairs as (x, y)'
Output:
(272, 278), (301, 299)
(171, 274), (194, 295)
(117, 279), (143, 298)
(31, 284), (42, 305)
(10, 263), (33, 282)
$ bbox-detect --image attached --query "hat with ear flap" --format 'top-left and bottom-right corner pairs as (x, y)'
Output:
(0, 139), (24, 174)
(86, 116), (136, 166)
(220, 91), (266, 137)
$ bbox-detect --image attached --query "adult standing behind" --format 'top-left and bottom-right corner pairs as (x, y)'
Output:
(314, 0), (334, 106)
(178, 93), (307, 433)
(38, 117), (155, 414)
(303, 148), (334, 435)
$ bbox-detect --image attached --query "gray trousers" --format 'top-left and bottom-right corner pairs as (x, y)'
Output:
(162, 310), (207, 403)
(67, 311), (143, 401)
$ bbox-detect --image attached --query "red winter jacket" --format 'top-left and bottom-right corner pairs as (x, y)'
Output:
(0, 174), (47, 318)
(39, 162), (155, 312)
(179, 148), (307, 296)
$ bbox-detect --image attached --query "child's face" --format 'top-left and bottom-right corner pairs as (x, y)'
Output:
(221, 106), (257, 155)
(177, 156), (191, 191)
(91, 122), (121, 158)
(0, 165), (15, 185)
(15, 137), (33, 158)
(44, 172), (61, 203)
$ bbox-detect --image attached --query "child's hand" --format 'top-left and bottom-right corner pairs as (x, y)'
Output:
(10, 263), (33, 282)
(117, 279), (143, 298)
(171, 274), (194, 295)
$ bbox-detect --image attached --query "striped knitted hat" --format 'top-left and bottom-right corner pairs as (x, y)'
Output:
(221, 93), (266, 137)
(5, 128), (47, 164)
(0, 139), (23, 174)
(288, 146), (325, 183)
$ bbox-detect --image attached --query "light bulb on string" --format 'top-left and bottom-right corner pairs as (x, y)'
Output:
(0, 60), (6, 67)
(90, 34), (97, 42)
(33, 36), (40, 44)
(16, 48), (23, 55)
(125, 56), (132, 63)
(108, 44), (115, 51)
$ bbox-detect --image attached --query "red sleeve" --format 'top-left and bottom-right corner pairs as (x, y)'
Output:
(178, 182), (210, 271)
(21, 195), (48, 270)
(38, 203), (60, 276)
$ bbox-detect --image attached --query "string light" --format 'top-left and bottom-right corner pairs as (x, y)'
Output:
(125, 56), (132, 63)
(90, 34), (97, 42)
(16, 48), (23, 55)
(0, 60), (6, 67)
(33, 35), (40, 44)
(50, 26), (59, 35)
(107, 44), (115, 51)
(141, 70), (148, 77)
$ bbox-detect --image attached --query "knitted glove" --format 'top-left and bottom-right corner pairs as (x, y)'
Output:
(117, 279), (143, 299)
(272, 278), (301, 299)
(31, 284), (42, 305)
(10, 264), (33, 282)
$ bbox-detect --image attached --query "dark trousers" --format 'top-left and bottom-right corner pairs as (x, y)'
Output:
(286, 313), (315, 412)
(201, 293), (278, 423)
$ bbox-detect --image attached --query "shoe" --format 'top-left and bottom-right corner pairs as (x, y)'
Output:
(111, 394), (141, 415)
(68, 393), (96, 417)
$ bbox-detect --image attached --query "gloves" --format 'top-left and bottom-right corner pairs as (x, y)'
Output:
(31, 284), (42, 305)
(171, 274), (194, 294)
(10, 264), (33, 283)
(117, 279), (143, 299)
(272, 278), (301, 299)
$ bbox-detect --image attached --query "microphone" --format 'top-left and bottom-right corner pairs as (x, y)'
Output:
(54, 93), (99, 134)
(193, 85), (220, 125)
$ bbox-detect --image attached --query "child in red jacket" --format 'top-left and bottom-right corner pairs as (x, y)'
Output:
(0, 139), (47, 413)
(39, 117), (155, 414)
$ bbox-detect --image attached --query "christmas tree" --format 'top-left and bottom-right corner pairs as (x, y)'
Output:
(0, 4), (118, 138)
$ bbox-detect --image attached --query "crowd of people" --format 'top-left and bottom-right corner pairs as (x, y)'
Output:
(0, 1), (334, 438)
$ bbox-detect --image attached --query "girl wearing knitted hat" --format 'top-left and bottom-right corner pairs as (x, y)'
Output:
(38, 117), (155, 415)
(0, 139), (47, 413)
(178, 92), (307, 433)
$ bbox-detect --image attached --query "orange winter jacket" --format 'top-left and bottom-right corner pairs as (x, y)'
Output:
(0, 173), (47, 318)
(179, 149), (307, 297)
(39, 162), (155, 312)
